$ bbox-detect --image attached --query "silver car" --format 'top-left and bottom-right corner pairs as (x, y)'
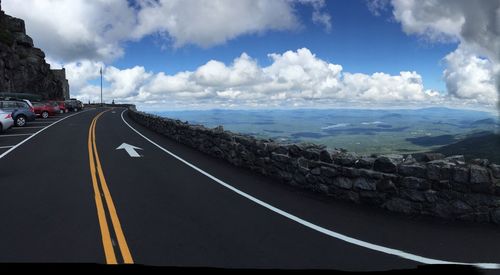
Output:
(0, 109), (14, 133)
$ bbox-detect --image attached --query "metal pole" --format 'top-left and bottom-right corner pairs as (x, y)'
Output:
(100, 67), (103, 106)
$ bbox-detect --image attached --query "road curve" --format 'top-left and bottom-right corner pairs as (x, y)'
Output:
(0, 107), (499, 271)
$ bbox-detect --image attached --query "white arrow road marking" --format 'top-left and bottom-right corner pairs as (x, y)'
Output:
(116, 143), (143, 158)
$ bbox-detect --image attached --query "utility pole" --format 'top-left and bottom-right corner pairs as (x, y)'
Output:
(100, 67), (103, 106)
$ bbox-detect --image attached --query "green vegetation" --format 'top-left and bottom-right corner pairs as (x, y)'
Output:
(155, 108), (498, 157)
(434, 132), (500, 163)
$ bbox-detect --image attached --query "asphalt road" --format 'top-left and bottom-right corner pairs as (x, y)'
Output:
(0, 107), (499, 272)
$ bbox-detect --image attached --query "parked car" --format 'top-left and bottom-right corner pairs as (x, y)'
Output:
(0, 109), (14, 132)
(44, 101), (61, 114)
(32, 102), (58, 119)
(65, 99), (84, 112)
(56, 101), (67, 113)
(0, 99), (37, 127)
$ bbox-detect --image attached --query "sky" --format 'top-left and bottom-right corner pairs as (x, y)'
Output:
(2, 0), (499, 112)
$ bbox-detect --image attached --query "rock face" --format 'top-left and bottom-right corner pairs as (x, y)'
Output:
(129, 109), (500, 225)
(0, 4), (69, 99)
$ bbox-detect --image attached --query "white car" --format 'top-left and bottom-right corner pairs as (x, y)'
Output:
(0, 109), (14, 133)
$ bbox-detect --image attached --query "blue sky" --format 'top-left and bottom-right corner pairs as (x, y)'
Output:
(113, 0), (456, 92)
(3, 0), (498, 111)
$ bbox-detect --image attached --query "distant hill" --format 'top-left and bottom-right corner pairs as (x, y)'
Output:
(471, 118), (498, 126)
(381, 113), (403, 119)
(433, 131), (500, 164)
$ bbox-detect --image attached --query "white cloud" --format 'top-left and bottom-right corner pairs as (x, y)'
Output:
(367, 0), (500, 108)
(443, 47), (499, 104)
(3, 0), (331, 62)
(64, 60), (104, 91)
(67, 48), (449, 109)
(132, 0), (301, 48)
(3, 0), (136, 62)
(105, 66), (152, 99)
(390, 0), (500, 62)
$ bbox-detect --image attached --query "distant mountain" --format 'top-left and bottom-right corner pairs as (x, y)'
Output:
(471, 118), (498, 126)
(433, 131), (500, 164)
(381, 113), (403, 119)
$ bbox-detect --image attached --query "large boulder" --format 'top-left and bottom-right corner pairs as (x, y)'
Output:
(373, 154), (404, 173)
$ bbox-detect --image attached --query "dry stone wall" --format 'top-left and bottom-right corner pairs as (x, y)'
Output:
(128, 109), (500, 225)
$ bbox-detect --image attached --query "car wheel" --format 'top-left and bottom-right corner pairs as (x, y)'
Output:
(15, 115), (27, 127)
(42, 111), (49, 119)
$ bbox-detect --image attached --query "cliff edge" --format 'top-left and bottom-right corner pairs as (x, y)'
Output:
(0, 2), (69, 100)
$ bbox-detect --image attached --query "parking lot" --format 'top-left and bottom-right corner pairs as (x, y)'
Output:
(0, 111), (86, 156)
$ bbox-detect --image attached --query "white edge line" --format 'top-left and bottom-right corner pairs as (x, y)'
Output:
(0, 109), (93, 160)
(120, 109), (500, 270)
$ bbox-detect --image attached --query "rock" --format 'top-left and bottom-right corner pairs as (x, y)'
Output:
(471, 159), (490, 167)
(333, 152), (358, 167)
(355, 157), (375, 169)
(400, 177), (430, 190)
(297, 158), (309, 169)
(274, 146), (289, 155)
(0, 10), (68, 99)
(353, 178), (376, 191)
(492, 209), (500, 224)
(433, 180), (451, 190)
(413, 153), (445, 162)
(470, 165), (490, 184)
(452, 166), (469, 184)
(359, 191), (386, 205)
(402, 155), (417, 165)
(319, 150), (333, 163)
(382, 198), (417, 214)
(489, 164), (500, 179)
(13, 32), (33, 47)
(451, 201), (473, 215)
(423, 190), (438, 203)
(427, 160), (455, 181)
(376, 179), (397, 192)
(373, 154), (404, 173)
(400, 189), (426, 202)
(332, 177), (353, 189)
(320, 166), (338, 178)
(311, 167), (321, 176)
(398, 164), (427, 179)
(330, 189), (360, 203)
(444, 155), (466, 165)
(271, 153), (291, 163)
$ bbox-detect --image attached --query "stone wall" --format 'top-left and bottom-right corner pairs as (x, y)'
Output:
(0, 4), (69, 99)
(128, 109), (500, 225)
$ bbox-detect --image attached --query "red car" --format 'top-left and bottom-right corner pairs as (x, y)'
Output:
(56, 101), (67, 113)
(32, 102), (58, 118)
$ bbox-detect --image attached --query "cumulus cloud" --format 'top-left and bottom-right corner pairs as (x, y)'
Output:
(390, 0), (500, 62)
(68, 48), (446, 109)
(132, 0), (299, 48)
(3, 0), (136, 62)
(443, 47), (499, 104)
(3, 0), (331, 62)
(367, 0), (500, 109)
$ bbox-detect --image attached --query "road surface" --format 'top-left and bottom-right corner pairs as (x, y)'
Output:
(0, 107), (498, 272)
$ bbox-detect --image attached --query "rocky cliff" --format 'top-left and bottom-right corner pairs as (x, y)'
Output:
(0, 3), (68, 99)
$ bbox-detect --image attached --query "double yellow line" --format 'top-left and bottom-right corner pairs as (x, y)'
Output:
(88, 110), (133, 264)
